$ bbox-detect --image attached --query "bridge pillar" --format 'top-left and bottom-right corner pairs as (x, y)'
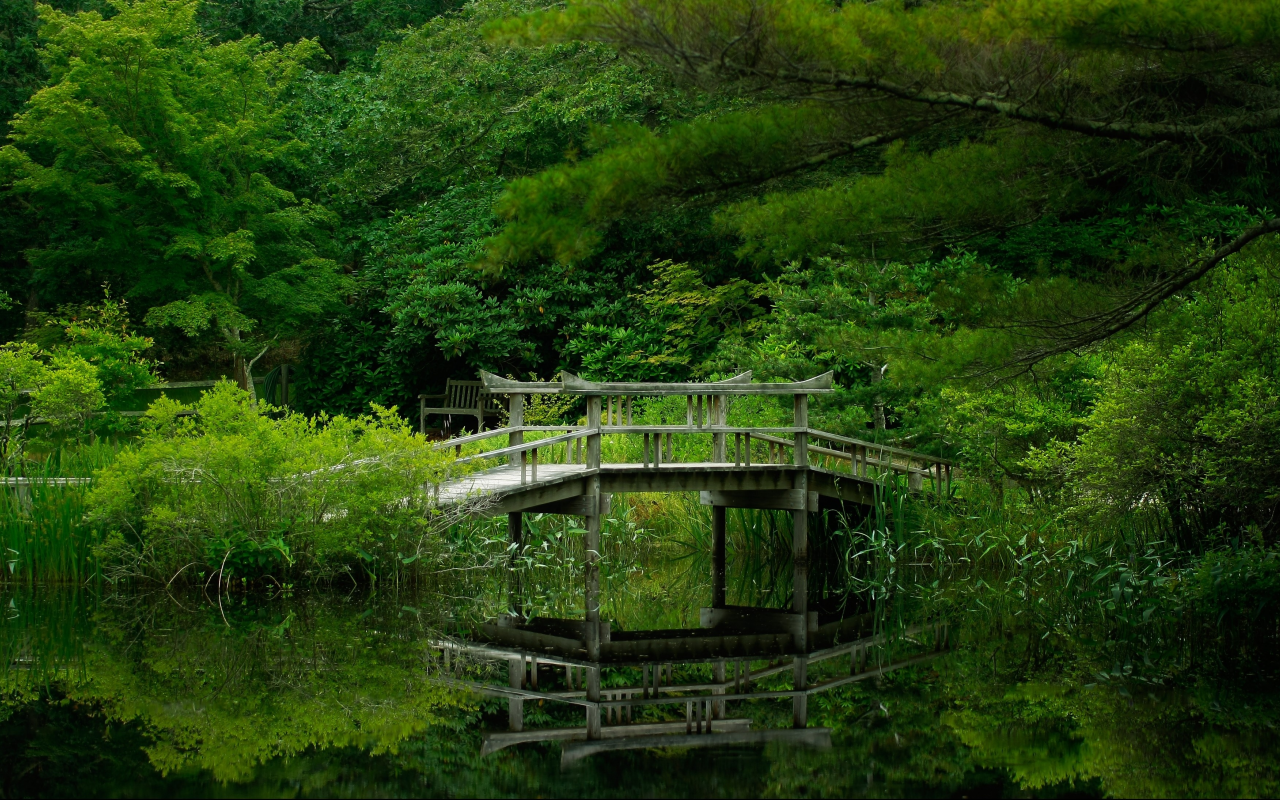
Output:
(792, 392), (811, 728)
(792, 497), (808, 649)
(792, 392), (810, 648)
(584, 393), (603, 654)
(583, 395), (603, 739)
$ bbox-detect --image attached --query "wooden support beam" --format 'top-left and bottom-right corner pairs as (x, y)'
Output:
(792, 657), (808, 728)
(601, 465), (799, 494)
(699, 489), (817, 511)
(491, 477), (590, 514)
(521, 494), (611, 517)
(586, 666), (601, 740)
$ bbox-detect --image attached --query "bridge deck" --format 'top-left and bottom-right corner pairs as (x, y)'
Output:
(437, 462), (877, 514)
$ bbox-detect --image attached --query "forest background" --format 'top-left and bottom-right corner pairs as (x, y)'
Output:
(2, 0), (1280, 564)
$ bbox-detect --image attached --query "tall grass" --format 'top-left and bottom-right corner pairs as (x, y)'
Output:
(2, 441), (120, 585)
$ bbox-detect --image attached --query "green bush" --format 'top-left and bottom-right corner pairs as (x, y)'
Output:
(88, 382), (457, 584)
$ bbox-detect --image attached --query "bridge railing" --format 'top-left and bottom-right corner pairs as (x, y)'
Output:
(431, 370), (952, 497)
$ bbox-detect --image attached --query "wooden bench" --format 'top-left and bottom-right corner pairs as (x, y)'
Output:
(419, 379), (502, 435)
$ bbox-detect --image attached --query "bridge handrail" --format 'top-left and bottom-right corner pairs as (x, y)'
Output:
(435, 423), (948, 473)
(452, 430), (591, 465)
(434, 425), (583, 451)
(744, 432), (938, 477)
(805, 429), (952, 467)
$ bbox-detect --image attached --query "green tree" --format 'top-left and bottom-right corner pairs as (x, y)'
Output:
(0, 0), (349, 397)
(198, 0), (464, 71)
(484, 0), (1280, 367)
(284, 0), (704, 412)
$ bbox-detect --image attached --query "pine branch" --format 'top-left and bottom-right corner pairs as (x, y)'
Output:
(991, 216), (1280, 371)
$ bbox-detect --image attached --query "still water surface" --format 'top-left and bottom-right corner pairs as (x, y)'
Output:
(2, 524), (1277, 798)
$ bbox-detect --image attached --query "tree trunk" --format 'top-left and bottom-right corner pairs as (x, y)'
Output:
(225, 326), (265, 404)
(233, 353), (248, 392)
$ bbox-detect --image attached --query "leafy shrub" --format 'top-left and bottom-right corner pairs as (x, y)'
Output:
(88, 382), (458, 583)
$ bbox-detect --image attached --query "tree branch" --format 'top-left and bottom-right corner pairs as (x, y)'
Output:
(776, 70), (1280, 143)
(995, 215), (1280, 369)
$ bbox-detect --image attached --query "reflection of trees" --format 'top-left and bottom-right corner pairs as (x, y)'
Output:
(762, 617), (1280, 798)
(3, 590), (475, 782)
(3, 590), (1278, 795)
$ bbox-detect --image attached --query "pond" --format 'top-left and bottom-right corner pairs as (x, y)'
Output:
(3, 502), (1278, 798)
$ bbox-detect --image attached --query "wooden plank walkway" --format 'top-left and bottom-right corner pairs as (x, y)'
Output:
(436, 462), (882, 514)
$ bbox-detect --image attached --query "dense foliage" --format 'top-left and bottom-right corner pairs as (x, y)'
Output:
(2, 0), (1280, 561)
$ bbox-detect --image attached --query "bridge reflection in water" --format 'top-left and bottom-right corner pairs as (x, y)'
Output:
(430, 371), (953, 765)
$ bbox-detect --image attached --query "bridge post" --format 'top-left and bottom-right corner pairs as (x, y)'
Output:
(791, 392), (811, 727)
(586, 396), (601, 471)
(507, 394), (524, 466)
(583, 395), (603, 741)
(712, 395), (728, 462)
(792, 391), (810, 635)
(793, 393), (809, 468)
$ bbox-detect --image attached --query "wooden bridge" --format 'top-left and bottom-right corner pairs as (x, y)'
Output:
(429, 371), (953, 760)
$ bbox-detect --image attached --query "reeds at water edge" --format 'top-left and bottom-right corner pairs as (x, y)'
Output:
(2, 442), (120, 585)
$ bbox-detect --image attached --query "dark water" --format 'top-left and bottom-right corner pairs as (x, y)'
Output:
(3, 540), (1278, 797)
